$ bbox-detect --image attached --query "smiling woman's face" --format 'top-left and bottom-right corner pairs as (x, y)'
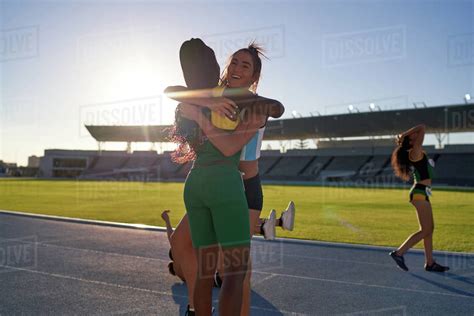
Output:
(226, 50), (257, 89)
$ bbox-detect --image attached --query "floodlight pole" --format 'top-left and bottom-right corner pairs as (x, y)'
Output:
(97, 141), (104, 155)
(434, 132), (448, 149)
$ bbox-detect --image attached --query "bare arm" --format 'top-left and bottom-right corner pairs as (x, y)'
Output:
(399, 124), (425, 139)
(399, 124), (425, 160)
(253, 97), (285, 119)
(164, 85), (237, 118)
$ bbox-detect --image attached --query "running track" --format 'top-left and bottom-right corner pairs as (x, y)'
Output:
(0, 211), (473, 315)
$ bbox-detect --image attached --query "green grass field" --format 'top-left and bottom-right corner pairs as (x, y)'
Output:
(0, 179), (473, 252)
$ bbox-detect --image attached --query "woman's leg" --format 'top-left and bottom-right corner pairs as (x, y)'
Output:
(420, 202), (434, 265)
(240, 209), (261, 316)
(184, 171), (219, 314)
(396, 200), (434, 263)
(220, 245), (251, 316)
(194, 245), (219, 315)
(170, 215), (197, 309)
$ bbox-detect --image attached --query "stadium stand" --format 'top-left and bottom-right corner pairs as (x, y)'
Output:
(300, 156), (334, 180)
(265, 156), (313, 179)
(258, 155), (282, 175)
(320, 155), (371, 180)
(81, 155), (129, 178)
(38, 147), (474, 187)
(122, 151), (159, 170)
(433, 153), (474, 186)
(33, 103), (474, 186)
(356, 155), (390, 178)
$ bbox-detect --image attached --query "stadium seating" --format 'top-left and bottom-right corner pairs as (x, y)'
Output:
(258, 156), (282, 175)
(432, 153), (474, 186)
(81, 156), (126, 177)
(356, 155), (390, 178)
(122, 152), (159, 170)
(42, 147), (474, 187)
(265, 156), (313, 179)
(299, 156), (333, 179)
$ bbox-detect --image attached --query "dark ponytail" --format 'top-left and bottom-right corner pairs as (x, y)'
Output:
(391, 136), (412, 181)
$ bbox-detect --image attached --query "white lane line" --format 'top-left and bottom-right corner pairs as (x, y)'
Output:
(1, 237), (462, 276)
(280, 253), (393, 267)
(1, 265), (302, 315)
(2, 236), (400, 268)
(3, 209), (473, 257)
(0, 210), (167, 232)
(252, 273), (278, 287)
(253, 271), (474, 299)
(250, 305), (308, 316)
(1, 265), (185, 298)
(0, 236), (170, 263)
(36, 242), (170, 263)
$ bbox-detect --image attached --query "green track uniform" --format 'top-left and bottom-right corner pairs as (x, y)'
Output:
(184, 140), (250, 249)
(409, 151), (434, 202)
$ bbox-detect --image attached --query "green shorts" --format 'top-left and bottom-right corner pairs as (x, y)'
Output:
(409, 183), (431, 202)
(184, 165), (251, 249)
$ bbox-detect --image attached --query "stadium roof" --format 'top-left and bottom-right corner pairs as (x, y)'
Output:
(85, 103), (474, 142)
(85, 125), (171, 142)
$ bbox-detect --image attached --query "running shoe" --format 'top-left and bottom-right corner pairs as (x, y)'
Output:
(185, 305), (214, 315)
(425, 261), (449, 272)
(389, 251), (409, 271)
(213, 271), (223, 288)
(281, 201), (295, 231)
(263, 210), (276, 240)
(184, 305), (195, 316)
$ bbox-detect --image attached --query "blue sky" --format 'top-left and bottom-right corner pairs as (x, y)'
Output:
(1, 0), (473, 165)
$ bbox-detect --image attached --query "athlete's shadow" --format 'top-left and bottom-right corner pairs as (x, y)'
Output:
(409, 272), (474, 297)
(170, 282), (190, 315)
(443, 272), (474, 286)
(171, 283), (284, 315)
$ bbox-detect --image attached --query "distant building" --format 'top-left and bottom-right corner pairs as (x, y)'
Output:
(28, 155), (41, 168)
(0, 160), (18, 176)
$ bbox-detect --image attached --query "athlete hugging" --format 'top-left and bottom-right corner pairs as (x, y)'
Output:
(161, 38), (296, 316)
